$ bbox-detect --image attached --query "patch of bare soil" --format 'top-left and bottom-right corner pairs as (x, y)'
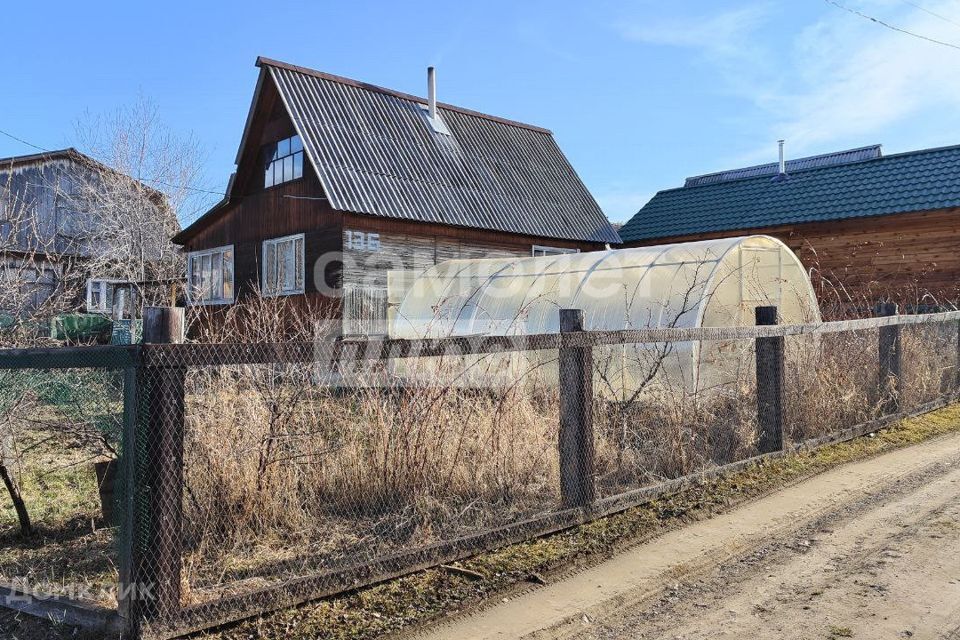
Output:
(411, 431), (960, 640)
(0, 609), (80, 640)
(574, 453), (960, 640)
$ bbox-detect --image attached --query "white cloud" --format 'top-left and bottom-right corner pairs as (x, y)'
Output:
(765, 0), (960, 154)
(618, 3), (775, 95)
(619, 4), (771, 56)
(618, 1), (960, 162)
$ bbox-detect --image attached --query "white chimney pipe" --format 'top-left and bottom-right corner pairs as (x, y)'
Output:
(427, 66), (437, 120)
(778, 139), (786, 175)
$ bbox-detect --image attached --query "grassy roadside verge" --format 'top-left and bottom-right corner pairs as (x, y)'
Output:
(197, 403), (960, 640)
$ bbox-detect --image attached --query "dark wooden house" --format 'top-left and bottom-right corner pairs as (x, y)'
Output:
(618, 144), (960, 310)
(172, 57), (620, 335)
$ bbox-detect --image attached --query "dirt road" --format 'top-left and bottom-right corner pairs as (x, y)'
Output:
(412, 431), (960, 640)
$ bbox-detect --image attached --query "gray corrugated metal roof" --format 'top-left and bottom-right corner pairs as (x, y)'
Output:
(684, 145), (883, 187)
(263, 59), (619, 244)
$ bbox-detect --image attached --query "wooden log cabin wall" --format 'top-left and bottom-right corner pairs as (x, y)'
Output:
(624, 208), (960, 315)
(617, 144), (960, 316)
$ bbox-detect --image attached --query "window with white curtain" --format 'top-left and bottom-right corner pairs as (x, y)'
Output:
(262, 233), (305, 296)
(187, 245), (234, 305)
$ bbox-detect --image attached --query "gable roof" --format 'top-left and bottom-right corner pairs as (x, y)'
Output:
(0, 147), (170, 207)
(0, 147), (123, 175)
(176, 57), (620, 245)
(619, 144), (960, 243)
(0, 147), (85, 168)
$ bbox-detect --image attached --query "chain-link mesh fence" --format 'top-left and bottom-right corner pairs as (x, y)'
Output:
(3, 311), (960, 639)
(0, 348), (133, 629)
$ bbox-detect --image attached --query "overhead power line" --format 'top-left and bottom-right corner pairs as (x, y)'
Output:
(0, 127), (229, 197)
(0, 128), (48, 153)
(898, 0), (960, 30)
(824, 0), (960, 51)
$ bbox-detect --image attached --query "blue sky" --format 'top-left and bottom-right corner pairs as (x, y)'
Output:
(3, 0), (960, 224)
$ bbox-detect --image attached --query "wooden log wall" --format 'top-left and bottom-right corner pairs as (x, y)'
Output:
(622, 208), (960, 313)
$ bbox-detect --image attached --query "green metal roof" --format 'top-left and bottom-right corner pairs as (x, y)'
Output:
(619, 144), (960, 243)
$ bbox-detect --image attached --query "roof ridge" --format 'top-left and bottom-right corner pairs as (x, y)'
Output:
(0, 147), (84, 166)
(664, 143), (960, 195)
(256, 57), (553, 135)
(877, 142), (960, 160)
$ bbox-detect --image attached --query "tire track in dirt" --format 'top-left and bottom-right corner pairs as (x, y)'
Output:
(569, 453), (960, 639)
(409, 431), (960, 640)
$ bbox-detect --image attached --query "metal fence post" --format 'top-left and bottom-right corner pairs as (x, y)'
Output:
(558, 309), (595, 509)
(876, 302), (901, 414)
(135, 307), (186, 627)
(755, 306), (784, 453)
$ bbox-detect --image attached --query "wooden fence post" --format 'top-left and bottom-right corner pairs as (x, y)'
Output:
(876, 303), (901, 414)
(135, 307), (186, 625)
(755, 306), (784, 453)
(558, 309), (595, 509)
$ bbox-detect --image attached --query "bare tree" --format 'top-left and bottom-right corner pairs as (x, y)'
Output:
(73, 96), (210, 312)
(0, 98), (210, 537)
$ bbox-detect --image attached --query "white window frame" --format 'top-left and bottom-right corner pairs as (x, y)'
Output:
(86, 278), (133, 314)
(262, 233), (306, 297)
(532, 245), (579, 257)
(187, 244), (235, 305)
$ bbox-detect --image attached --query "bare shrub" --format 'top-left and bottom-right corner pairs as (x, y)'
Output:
(900, 321), (957, 407)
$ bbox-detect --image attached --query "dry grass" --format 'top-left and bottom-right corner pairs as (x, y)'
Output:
(199, 401), (960, 640)
(180, 358), (564, 594)
(0, 369), (121, 605)
(175, 319), (956, 605)
(2, 300), (957, 625)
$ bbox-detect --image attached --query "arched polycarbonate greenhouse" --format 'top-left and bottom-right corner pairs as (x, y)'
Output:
(389, 235), (821, 395)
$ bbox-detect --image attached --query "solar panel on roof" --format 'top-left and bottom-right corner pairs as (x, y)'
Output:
(684, 145), (883, 187)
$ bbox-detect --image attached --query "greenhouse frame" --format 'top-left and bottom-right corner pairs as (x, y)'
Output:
(390, 235), (821, 395)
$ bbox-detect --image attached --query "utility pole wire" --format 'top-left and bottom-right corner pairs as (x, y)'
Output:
(898, 0), (960, 30)
(824, 0), (960, 51)
(0, 128), (48, 153)
(0, 127), (229, 197)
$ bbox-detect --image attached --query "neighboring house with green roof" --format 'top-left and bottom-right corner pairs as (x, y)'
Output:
(619, 144), (960, 308)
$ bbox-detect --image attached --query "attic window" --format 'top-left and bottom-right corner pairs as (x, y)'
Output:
(263, 134), (304, 188)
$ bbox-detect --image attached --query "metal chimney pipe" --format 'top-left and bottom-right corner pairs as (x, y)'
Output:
(427, 66), (437, 120)
(778, 139), (786, 174)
